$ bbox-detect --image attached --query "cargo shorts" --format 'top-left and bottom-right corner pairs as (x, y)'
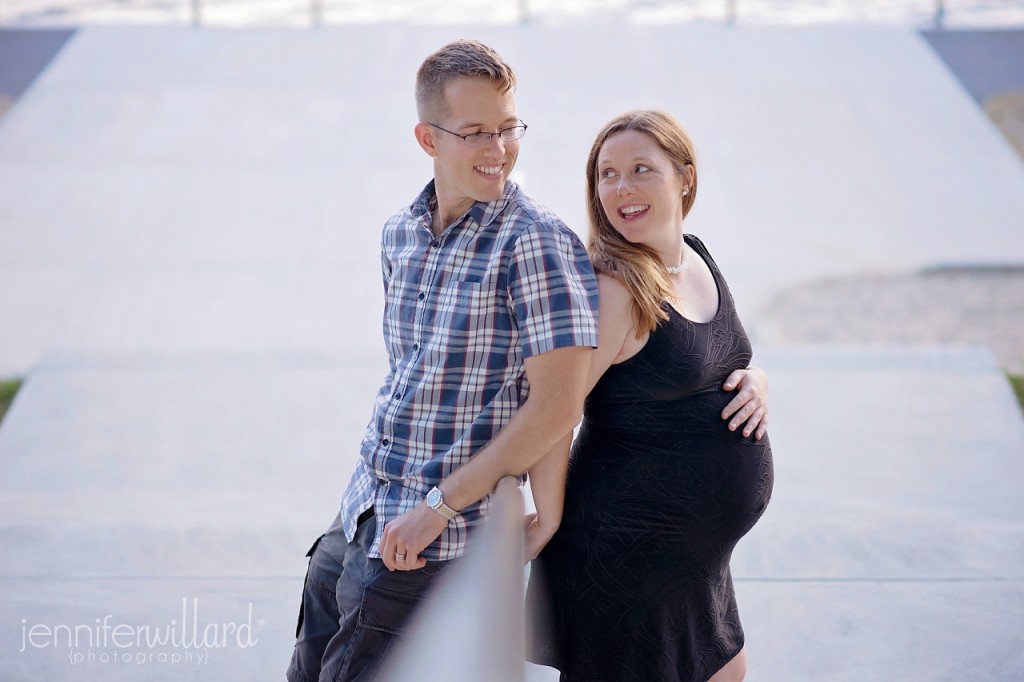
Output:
(286, 509), (453, 682)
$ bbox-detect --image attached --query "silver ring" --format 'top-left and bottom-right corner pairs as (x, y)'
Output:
(395, 552), (406, 561)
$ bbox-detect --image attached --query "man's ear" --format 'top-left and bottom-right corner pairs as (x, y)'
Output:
(414, 122), (438, 157)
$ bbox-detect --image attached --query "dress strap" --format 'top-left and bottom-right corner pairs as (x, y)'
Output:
(684, 233), (713, 263)
(684, 233), (734, 315)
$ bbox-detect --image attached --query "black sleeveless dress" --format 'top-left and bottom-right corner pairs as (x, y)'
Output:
(528, 235), (774, 682)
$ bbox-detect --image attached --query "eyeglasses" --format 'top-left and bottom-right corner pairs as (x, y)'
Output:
(427, 122), (528, 147)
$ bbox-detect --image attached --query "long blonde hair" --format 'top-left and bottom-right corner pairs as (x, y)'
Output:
(586, 110), (698, 335)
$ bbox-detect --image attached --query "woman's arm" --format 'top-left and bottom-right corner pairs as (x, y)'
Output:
(524, 431), (573, 561)
(525, 275), (637, 559)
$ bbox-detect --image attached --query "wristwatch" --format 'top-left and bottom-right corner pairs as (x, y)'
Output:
(426, 486), (458, 521)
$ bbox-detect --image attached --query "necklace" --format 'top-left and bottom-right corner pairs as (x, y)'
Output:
(665, 246), (689, 274)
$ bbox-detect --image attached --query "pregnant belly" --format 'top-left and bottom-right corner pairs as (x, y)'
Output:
(565, 415), (774, 555)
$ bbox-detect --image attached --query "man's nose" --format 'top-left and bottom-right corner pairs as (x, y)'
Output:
(486, 132), (506, 154)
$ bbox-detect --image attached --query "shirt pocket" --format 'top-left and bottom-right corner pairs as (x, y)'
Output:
(444, 279), (493, 332)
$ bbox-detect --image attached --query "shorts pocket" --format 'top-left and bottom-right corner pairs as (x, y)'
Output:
(357, 562), (452, 635)
(294, 534), (326, 638)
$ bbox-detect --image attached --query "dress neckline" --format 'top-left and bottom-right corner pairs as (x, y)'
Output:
(605, 236), (724, 372)
(663, 234), (723, 326)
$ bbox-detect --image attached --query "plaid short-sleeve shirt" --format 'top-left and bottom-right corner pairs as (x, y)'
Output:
(340, 180), (599, 561)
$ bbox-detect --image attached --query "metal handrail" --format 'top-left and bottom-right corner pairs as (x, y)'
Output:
(378, 476), (526, 681)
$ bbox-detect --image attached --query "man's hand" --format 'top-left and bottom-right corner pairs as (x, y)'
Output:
(721, 366), (769, 441)
(380, 504), (450, 571)
(523, 512), (560, 563)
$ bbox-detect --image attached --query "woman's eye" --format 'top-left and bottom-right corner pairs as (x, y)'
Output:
(601, 169), (617, 179)
(635, 164), (650, 174)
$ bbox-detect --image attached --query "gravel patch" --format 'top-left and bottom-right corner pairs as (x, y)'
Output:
(757, 267), (1024, 374)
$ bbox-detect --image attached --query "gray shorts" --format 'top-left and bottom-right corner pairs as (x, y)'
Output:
(286, 510), (453, 682)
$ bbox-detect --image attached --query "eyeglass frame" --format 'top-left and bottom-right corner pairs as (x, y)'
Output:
(426, 121), (528, 147)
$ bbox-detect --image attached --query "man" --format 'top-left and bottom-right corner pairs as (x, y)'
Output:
(286, 39), (599, 682)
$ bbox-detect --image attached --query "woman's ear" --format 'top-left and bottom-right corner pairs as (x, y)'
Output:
(414, 122), (438, 158)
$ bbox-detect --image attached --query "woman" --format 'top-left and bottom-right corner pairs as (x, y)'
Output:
(526, 110), (774, 682)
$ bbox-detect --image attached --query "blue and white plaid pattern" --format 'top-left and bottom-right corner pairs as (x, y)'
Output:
(340, 180), (599, 561)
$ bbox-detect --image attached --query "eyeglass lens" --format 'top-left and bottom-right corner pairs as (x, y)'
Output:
(465, 126), (526, 146)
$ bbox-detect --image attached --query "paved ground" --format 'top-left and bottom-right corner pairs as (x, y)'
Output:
(1, 345), (1021, 681)
(751, 29), (1024, 378)
(753, 29), (1024, 374)
(751, 29), (1024, 377)
(1, 27), (1021, 384)
(2, 25), (1024, 379)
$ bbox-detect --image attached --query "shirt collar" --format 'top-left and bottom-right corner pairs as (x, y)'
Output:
(409, 180), (519, 231)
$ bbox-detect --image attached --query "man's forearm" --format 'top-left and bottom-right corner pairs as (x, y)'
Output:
(438, 391), (582, 512)
(436, 345), (591, 511)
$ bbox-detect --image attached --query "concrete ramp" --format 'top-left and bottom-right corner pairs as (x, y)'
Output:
(1, 345), (1022, 679)
(2, 26), (1024, 376)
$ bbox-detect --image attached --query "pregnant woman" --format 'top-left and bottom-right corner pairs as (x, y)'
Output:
(526, 109), (774, 682)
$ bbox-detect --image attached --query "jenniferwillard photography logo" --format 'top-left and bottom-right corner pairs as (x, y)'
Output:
(19, 598), (259, 667)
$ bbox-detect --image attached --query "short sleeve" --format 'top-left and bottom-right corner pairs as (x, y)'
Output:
(507, 224), (599, 358)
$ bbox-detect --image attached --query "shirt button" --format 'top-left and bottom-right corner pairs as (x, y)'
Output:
(381, 438), (390, 447)
(412, 343), (419, 351)
(418, 292), (425, 301)
(431, 239), (440, 248)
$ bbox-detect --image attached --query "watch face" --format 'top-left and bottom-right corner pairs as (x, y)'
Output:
(427, 488), (441, 507)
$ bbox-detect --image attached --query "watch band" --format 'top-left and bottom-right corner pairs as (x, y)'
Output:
(427, 486), (458, 521)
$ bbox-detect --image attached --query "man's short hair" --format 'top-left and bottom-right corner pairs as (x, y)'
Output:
(415, 39), (517, 122)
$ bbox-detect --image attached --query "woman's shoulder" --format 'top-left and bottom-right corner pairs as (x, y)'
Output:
(592, 273), (642, 370)
(597, 273), (632, 306)
(596, 273), (636, 323)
